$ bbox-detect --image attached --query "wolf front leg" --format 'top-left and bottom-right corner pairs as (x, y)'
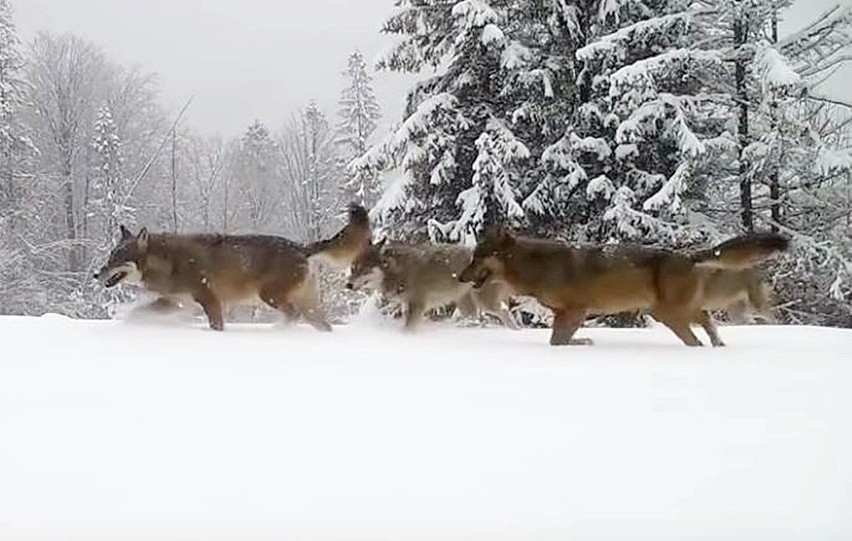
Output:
(694, 310), (725, 347)
(403, 299), (425, 332)
(193, 289), (224, 331)
(550, 309), (592, 346)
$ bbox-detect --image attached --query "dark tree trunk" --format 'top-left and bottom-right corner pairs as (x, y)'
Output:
(171, 129), (178, 232)
(769, 11), (781, 232)
(61, 149), (78, 272)
(734, 8), (753, 231)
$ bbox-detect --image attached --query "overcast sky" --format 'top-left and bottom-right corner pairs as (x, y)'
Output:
(15, 0), (850, 137)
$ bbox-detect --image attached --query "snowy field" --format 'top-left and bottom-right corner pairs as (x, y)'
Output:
(0, 314), (850, 541)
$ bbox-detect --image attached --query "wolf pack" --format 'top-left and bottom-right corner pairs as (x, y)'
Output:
(95, 203), (789, 348)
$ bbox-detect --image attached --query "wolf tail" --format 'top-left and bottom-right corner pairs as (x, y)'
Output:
(305, 203), (371, 268)
(692, 232), (789, 270)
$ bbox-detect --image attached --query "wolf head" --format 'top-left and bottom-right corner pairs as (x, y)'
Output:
(459, 227), (513, 288)
(345, 238), (388, 291)
(95, 226), (149, 288)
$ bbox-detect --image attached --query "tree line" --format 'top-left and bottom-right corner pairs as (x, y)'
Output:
(359, 0), (851, 326)
(0, 0), (381, 318)
(0, 0), (849, 326)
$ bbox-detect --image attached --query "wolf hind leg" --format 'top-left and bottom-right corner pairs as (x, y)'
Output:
(403, 299), (425, 332)
(454, 292), (478, 321)
(193, 290), (224, 331)
(474, 282), (519, 330)
(651, 308), (703, 346)
(694, 310), (725, 347)
(259, 285), (300, 325)
(287, 277), (332, 332)
(550, 309), (592, 346)
(749, 280), (778, 324)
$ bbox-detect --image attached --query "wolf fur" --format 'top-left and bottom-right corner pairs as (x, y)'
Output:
(459, 230), (788, 347)
(95, 204), (371, 331)
(684, 267), (777, 347)
(346, 239), (517, 331)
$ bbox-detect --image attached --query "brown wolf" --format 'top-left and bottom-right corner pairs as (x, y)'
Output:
(95, 204), (371, 331)
(346, 239), (517, 331)
(459, 229), (788, 347)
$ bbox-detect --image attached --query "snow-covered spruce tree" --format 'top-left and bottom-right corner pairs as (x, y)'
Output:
(361, 0), (577, 241)
(232, 120), (279, 233)
(87, 105), (135, 315)
(337, 50), (382, 208)
(90, 106), (132, 241)
(569, 0), (851, 324)
(0, 0), (33, 213)
(0, 0), (41, 315)
(450, 121), (527, 242)
(550, 1), (737, 245)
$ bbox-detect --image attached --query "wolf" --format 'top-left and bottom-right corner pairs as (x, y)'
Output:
(346, 239), (517, 331)
(458, 229), (788, 347)
(95, 204), (371, 331)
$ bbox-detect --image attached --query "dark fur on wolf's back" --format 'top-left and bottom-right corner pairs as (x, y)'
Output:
(691, 232), (790, 270)
(96, 204), (371, 331)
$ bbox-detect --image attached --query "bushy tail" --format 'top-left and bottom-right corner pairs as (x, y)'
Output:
(305, 203), (371, 268)
(692, 232), (790, 270)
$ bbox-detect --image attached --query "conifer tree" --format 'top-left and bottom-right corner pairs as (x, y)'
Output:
(338, 50), (380, 158)
(0, 0), (34, 221)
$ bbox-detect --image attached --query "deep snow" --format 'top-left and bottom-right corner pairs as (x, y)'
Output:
(0, 314), (849, 540)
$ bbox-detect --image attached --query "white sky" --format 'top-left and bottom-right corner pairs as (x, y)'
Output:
(15, 0), (850, 137)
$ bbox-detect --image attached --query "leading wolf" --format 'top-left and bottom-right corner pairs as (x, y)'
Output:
(95, 204), (371, 331)
(459, 229), (788, 347)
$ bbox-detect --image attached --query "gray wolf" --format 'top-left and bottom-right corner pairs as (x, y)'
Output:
(459, 229), (788, 347)
(95, 204), (371, 331)
(346, 239), (517, 331)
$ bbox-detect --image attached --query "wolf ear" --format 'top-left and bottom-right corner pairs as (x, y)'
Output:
(119, 225), (133, 240)
(137, 227), (149, 250)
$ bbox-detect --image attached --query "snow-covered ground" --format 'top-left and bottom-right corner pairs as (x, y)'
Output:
(0, 314), (849, 541)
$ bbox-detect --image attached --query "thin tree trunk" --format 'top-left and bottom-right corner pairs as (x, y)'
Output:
(171, 129), (178, 232)
(2, 141), (15, 235)
(735, 9), (753, 231)
(61, 150), (78, 272)
(769, 11), (781, 231)
(82, 168), (90, 264)
(222, 178), (229, 233)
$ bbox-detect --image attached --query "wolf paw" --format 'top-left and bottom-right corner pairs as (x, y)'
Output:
(550, 336), (593, 346)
